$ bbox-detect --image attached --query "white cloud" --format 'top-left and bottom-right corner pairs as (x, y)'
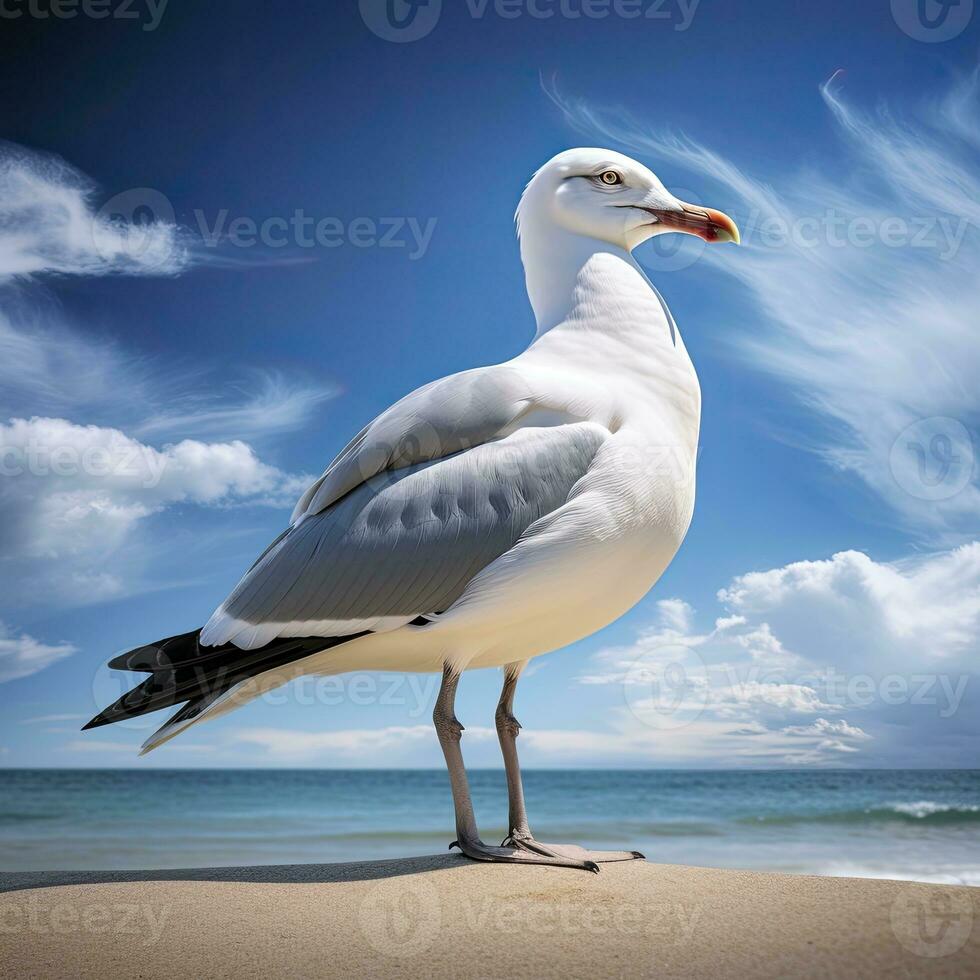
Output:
(0, 145), (189, 279)
(0, 623), (76, 683)
(0, 416), (311, 604)
(549, 72), (980, 542)
(716, 681), (835, 714)
(655, 598), (693, 633)
(0, 141), (333, 442)
(718, 545), (980, 671)
(579, 545), (979, 767)
(0, 142), (337, 611)
(782, 718), (871, 740)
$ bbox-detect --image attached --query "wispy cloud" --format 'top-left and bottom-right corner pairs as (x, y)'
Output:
(548, 72), (980, 542)
(0, 141), (336, 440)
(134, 371), (338, 442)
(0, 623), (76, 684)
(0, 297), (336, 442)
(0, 142), (189, 279)
(782, 718), (871, 740)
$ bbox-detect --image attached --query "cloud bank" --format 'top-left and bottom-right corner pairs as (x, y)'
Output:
(579, 545), (978, 767)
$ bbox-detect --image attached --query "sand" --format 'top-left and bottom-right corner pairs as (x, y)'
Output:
(1, 855), (977, 979)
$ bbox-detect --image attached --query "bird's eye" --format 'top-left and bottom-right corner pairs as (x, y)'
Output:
(599, 171), (623, 186)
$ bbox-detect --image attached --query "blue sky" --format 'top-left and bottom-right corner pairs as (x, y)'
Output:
(0, 0), (977, 768)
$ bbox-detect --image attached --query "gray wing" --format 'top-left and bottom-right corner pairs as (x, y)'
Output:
(290, 364), (535, 523)
(201, 421), (607, 649)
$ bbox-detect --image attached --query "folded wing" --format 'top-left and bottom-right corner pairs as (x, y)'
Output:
(202, 364), (606, 649)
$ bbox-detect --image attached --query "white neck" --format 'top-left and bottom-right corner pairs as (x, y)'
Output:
(519, 223), (680, 350)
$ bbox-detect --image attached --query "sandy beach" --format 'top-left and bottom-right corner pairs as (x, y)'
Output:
(1, 856), (977, 979)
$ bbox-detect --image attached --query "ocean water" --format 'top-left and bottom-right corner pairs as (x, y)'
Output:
(0, 769), (977, 883)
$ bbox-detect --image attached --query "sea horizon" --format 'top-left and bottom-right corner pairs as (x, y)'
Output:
(3, 768), (976, 886)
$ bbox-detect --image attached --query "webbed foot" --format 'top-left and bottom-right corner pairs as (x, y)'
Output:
(450, 835), (599, 872)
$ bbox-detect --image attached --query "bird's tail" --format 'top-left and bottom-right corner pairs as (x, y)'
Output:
(84, 629), (366, 753)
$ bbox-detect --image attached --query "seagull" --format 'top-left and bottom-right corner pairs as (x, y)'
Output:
(85, 148), (739, 873)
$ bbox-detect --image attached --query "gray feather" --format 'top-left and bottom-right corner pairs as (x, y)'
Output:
(216, 422), (606, 636)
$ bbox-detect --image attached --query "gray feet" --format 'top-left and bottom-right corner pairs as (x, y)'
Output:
(450, 835), (600, 873)
(438, 663), (641, 875)
(501, 833), (645, 864)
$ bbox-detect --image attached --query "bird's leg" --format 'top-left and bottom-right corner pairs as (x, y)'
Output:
(495, 663), (533, 842)
(433, 662), (598, 872)
(495, 662), (644, 865)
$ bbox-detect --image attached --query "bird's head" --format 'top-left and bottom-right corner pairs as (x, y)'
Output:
(517, 147), (739, 252)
